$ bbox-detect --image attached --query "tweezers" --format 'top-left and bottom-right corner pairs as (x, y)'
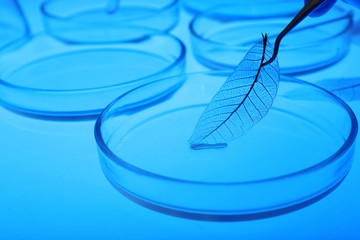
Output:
(262, 0), (328, 66)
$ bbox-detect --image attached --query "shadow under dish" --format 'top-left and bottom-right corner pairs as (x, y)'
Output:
(190, 6), (353, 75)
(95, 72), (358, 221)
(41, 0), (179, 43)
(0, 33), (185, 119)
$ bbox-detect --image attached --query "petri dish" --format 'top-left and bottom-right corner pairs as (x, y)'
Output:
(0, 33), (185, 119)
(183, 0), (302, 16)
(190, 6), (353, 75)
(95, 72), (358, 221)
(41, 0), (179, 43)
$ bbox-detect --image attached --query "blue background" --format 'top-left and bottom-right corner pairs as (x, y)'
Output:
(1, 0), (360, 239)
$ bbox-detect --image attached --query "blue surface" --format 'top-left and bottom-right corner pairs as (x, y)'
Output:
(0, 1), (360, 239)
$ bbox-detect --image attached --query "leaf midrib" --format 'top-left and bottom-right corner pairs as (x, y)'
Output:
(198, 35), (268, 144)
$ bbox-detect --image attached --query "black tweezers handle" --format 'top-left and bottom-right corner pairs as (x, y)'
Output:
(262, 0), (327, 66)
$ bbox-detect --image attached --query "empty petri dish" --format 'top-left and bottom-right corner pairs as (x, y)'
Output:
(95, 72), (358, 221)
(183, 0), (302, 16)
(0, 33), (185, 119)
(41, 0), (179, 43)
(190, 6), (353, 75)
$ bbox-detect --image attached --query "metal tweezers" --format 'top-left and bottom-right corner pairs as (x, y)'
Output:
(262, 0), (328, 66)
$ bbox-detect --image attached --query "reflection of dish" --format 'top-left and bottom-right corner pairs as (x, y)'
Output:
(183, 0), (302, 16)
(190, 6), (353, 75)
(95, 72), (358, 221)
(41, 0), (179, 43)
(0, 34), (185, 119)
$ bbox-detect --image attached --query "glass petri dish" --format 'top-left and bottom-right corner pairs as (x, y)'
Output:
(95, 72), (358, 221)
(183, 0), (302, 17)
(190, 6), (353, 75)
(41, 0), (179, 43)
(0, 33), (185, 119)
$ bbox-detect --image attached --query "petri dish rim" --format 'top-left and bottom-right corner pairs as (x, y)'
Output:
(0, 33), (186, 94)
(41, 0), (179, 23)
(94, 72), (358, 186)
(189, 5), (353, 50)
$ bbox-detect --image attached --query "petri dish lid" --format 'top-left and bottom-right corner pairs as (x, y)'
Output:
(95, 72), (358, 221)
(41, 0), (179, 43)
(0, 33), (185, 119)
(190, 5), (353, 75)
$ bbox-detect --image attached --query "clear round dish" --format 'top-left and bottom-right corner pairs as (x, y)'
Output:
(183, 0), (302, 17)
(41, 0), (179, 43)
(190, 6), (353, 75)
(0, 33), (185, 119)
(95, 72), (358, 221)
